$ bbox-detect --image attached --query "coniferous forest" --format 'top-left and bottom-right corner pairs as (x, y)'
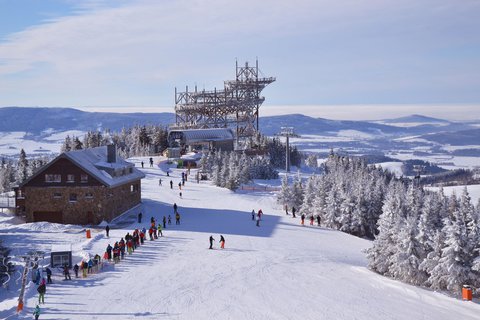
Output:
(278, 154), (480, 295)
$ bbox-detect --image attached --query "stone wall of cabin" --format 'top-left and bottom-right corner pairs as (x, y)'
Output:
(24, 180), (142, 224)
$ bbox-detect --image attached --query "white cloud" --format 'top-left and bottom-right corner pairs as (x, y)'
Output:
(0, 0), (479, 106)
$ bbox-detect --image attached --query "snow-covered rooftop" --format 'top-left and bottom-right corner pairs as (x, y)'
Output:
(64, 146), (145, 188)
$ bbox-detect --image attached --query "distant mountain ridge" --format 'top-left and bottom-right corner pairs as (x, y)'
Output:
(0, 107), (476, 143)
(0, 107), (174, 133)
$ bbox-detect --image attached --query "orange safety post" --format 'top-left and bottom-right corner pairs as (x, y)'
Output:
(462, 285), (472, 301)
(16, 301), (23, 313)
(86, 229), (91, 238)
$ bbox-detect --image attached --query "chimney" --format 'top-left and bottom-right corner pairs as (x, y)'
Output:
(107, 144), (116, 163)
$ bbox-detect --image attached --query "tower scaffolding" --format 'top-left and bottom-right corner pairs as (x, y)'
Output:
(172, 60), (275, 146)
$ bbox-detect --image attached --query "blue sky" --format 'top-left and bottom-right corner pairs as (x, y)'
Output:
(0, 0), (479, 119)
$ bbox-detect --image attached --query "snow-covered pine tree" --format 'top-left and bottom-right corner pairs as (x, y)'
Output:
(219, 152), (230, 188)
(299, 176), (317, 216)
(312, 176), (328, 225)
(61, 135), (72, 152)
(16, 149), (29, 184)
(324, 183), (340, 229)
(225, 152), (239, 190)
(390, 212), (426, 285)
(338, 188), (355, 234)
(419, 229), (446, 287)
(367, 181), (403, 275)
(73, 136), (83, 150)
(277, 175), (292, 208)
(238, 153), (251, 184)
(429, 205), (473, 293)
(305, 154), (318, 171)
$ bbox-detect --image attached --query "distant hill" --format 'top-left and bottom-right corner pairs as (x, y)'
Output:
(420, 128), (480, 146)
(380, 114), (451, 125)
(0, 107), (175, 134)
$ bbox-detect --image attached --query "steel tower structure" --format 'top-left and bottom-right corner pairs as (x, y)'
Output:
(172, 60), (275, 144)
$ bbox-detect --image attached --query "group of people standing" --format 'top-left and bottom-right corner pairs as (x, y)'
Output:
(209, 235), (226, 249)
(285, 204), (321, 226)
(251, 209), (263, 227)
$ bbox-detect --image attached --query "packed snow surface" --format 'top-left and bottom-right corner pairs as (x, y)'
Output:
(1, 157), (480, 319)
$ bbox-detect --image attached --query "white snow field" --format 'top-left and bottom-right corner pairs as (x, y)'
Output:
(1, 157), (480, 319)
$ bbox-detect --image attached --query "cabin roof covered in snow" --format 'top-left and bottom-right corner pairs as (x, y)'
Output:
(64, 146), (145, 187)
(20, 146), (145, 188)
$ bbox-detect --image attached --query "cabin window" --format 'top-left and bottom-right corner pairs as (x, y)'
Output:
(80, 174), (88, 183)
(53, 192), (62, 198)
(67, 174), (75, 183)
(45, 174), (61, 183)
(69, 193), (77, 202)
(17, 189), (24, 198)
(85, 192), (93, 199)
(130, 184), (139, 193)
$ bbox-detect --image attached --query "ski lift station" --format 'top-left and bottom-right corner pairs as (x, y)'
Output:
(167, 128), (235, 153)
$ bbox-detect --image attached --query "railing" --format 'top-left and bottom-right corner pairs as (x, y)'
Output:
(240, 185), (280, 192)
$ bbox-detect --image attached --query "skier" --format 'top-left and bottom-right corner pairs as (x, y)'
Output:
(316, 215), (321, 226)
(63, 264), (71, 280)
(73, 264), (79, 278)
(163, 216), (167, 228)
(33, 305), (41, 320)
(157, 223), (163, 237)
(119, 238), (126, 259)
(258, 209), (263, 221)
(82, 260), (88, 277)
(45, 267), (52, 284)
(159, 178), (162, 186)
(149, 227), (154, 240)
(309, 215), (314, 226)
(141, 161), (144, 168)
(106, 244), (113, 260)
(178, 182), (182, 190)
(105, 225), (110, 237)
(179, 192), (182, 198)
(37, 281), (46, 304)
(301, 214), (305, 225)
(138, 212), (142, 223)
(170, 180), (173, 189)
(168, 215), (172, 225)
(167, 171), (170, 177)
(175, 212), (180, 225)
(173, 203), (178, 213)
(88, 258), (93, 274)
(251, 209), (255, 221)
(35, 268), (41, 285)
(149, 157), (154, 167)
(285, 204), (289, 215)
(256, 213), (260, 227)
(219, 235), (225, 249)
(209, 235), (215, 249)
(292, 206), (296, 218)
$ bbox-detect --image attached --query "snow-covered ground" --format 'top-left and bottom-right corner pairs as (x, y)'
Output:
(427, 184), (480, 205)
(373, 162), (404, 177)
(1, 157), (480, 319)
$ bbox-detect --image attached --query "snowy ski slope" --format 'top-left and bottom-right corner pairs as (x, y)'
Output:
(1, 156), (480, 319)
